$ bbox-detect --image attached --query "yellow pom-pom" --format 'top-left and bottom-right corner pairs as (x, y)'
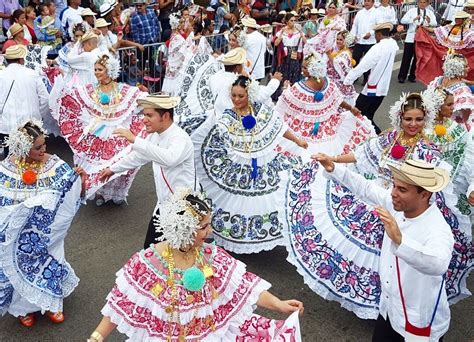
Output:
(351, 59), (356, 66)
(452, 27), (460, 35)
(323, 18), (331, 26)
(330, 52), (337, 58)
(434, 124), (447, 136)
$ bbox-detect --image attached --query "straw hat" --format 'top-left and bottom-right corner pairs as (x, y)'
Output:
(310, 8), (319, 15)
(318, 8), (326, 15)
(8, 23), (23, 37)
(388, 160), (450, 193)
(278, 10), (287, 15)
(302, 0), (312, 6)
(465, 0), (474, 8)
(373, 22), (393, 31)
(138, 94), (181, 110)
(259, 24), (273, 33)
(241, 17), (259, 29)
(95, 18), (111, 28)
(81, 8), (97, 16)
(80, 30), (99, 43)
(217, 47), (247, 65)
(4, 45), (27, 59)
(454, 10), (470, 19)
(290, 10), (298, 16)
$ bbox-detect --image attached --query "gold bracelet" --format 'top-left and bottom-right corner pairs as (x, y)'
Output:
(90, 331), (104, 342)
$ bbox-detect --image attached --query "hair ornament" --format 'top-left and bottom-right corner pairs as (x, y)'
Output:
(442, 52), (467, 78)
(389, 92), (435, 130)
(305, 48), (328, 81)
(169, 12), (181, 30)
(153, 188), (209, 249)
(5, 119), (46, 159)
(229, 75), (260, 104)
(96, 53), (121, 80)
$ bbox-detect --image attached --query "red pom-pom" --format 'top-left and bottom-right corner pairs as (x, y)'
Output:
(204, 247), (212, 254)
(22, 169), (38, 185)
(390, 144), (405, 159)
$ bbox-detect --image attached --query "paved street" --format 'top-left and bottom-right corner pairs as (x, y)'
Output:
(0, 58), (473, 341)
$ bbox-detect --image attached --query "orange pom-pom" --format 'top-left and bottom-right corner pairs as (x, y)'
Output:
(22, 169), (37, 185)
(351, 59), (356, 66)
(434, 124), (447, 136)
(452, 27), (460, 35)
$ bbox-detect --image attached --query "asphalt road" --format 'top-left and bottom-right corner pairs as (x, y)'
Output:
(0, 63), (472, 342)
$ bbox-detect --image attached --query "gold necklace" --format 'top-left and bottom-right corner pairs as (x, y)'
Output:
(161, 244), (217, 341)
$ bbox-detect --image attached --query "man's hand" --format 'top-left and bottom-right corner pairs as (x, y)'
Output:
(74, 166), (88, 196)
(363, 32), (371, 39)
(312, 153), (335, 172)
(350, 106), (361, 116)
(272, 71), (283, 81)
(113, 128), (136, 143)
(396, 24), (404, 33)
(98, 167), (115, 182)
(375, 206), (402, 245)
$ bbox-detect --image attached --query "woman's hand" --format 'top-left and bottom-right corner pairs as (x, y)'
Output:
(468, 191), (474, 206)
(276, 299), (304, 315)
(74, 166), (88, 196)
(312, 153), (335, 172)
(297, 138), (308, 149)
(98, 167), (114, 182)
(350, 106), (361, 116)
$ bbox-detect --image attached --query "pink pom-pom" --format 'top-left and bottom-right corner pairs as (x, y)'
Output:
(390, 144), (405, 159)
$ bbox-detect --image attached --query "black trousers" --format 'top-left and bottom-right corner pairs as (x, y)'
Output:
(352, 43), (374, 83)
(355, 94), (384, 134)
(0, 133), (8, 159)
(144, 209), (162, 249)
(372, 315), (444, 342)
(398, 42), (417, 81)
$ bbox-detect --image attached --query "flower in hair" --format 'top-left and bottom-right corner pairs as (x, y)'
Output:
(306, 49), (328, 80)
(389, 92), (410, 130)
(5, 119), (46, 159)
(442, 54), (466, 78)
(169, 12), (181, 30)
(153, 188), (209, 249)
(229, 77), (260, 104)
(96, 53), (121, 80)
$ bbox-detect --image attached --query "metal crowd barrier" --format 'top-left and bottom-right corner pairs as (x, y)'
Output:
(116, 2), (448, 91)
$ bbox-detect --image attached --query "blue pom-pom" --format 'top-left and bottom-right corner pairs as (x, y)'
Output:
(469, 85), (474, 94)
(242, 115), (257, 130)
(313, 91), (324, 102)
(251, 158), (258, 180)
(100, 93), (110, 105)
(312, 122), (320, 136)
(182, 266), (205, 292)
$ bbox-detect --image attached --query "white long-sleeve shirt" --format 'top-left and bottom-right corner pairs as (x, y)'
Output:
(344, 37), (398, 96)
(350, 7), (378, 45)
(209, 70), (280, 117)
(442, 0), (466, 22)
(375, 5), (398, 26)
(401, 7), (437, 43)
(245, 30), (267, 80)
(110, 123), (195, 213)
(325, 165), (453, 341)
(0, 63), (49, 134)
(67, 48), (101, 86)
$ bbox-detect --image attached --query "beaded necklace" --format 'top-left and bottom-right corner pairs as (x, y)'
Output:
(148, 243), (218, 341)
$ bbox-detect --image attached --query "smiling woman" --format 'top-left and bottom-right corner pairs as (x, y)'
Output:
(0, 120), (87, 328)
(50, 53), (148, 207)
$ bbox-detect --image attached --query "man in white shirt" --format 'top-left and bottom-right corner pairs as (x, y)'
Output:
(210, 47), (281, 117)
(316, 156), (453, 342)
(242, 17), (267, 81)
(67, 30), (101, 86)
(344, 22), (398, 133)
(398, 0), (437, 83)
(60, 0), (84, 39)
(443, 0), (467, 23)
(0, 45), (49, 158)
(99, 95), (195, 249)
(350, 0), (378, 84)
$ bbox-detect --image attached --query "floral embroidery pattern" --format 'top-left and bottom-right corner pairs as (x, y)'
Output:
(212, 208), (282, 242)
(286, 161), (381, 307)
(107, 247), (264, 339)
